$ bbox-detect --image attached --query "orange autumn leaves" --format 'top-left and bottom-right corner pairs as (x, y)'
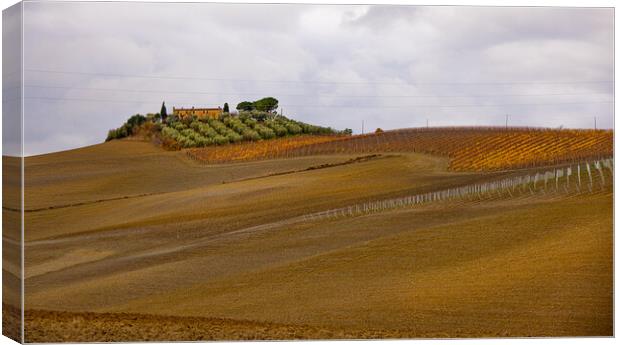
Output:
(187, 127), (613, 172)
(187, 135), (340, 163)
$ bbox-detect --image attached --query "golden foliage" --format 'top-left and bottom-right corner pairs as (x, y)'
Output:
(186, 128), (613, 171)
(186, 135), (340, 163)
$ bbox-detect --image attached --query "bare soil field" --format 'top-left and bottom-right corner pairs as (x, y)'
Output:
(23, 140), (370, 210)
(22, 308), (413, 342)
(12, 138), (613, 340)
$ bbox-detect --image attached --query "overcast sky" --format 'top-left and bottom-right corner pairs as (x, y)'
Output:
(15, 2), (615, 155)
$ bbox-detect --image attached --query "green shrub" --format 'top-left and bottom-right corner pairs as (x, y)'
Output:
(285, 123), (303, 135)
(194, 136), (212, 147)
(226, 118), (252, 135)
(179, 136), (196, 148)
(192, 122), (217, 138)
(161, 127), (182, 142)
(226, 132), (243, 143)
(242, 129), (261, 141)
(105, 129), (119, 141)
(189, 121), (201, 131)
(208, 119), (230, 136)
(243, 117), (258, 128)
(127, 114), (146, 127)
(254, 124), (275, 139)
(172, 122), (187, 131)
(105, 114), (147, 141)
(264, 120), (288, 137)
(213, 135), (229, 145)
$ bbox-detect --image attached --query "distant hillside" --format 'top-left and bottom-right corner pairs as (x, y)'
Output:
(187, 126), (613, 171)
(106, 111), (345, 150)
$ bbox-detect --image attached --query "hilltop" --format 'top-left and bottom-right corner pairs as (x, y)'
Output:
(105, 110), (612, 172)
(105, 109), (348, 151)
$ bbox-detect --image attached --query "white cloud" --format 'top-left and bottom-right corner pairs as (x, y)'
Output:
(19, 3), (613, 155)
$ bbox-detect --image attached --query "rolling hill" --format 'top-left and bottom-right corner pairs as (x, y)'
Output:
(10, 126), (613, 341)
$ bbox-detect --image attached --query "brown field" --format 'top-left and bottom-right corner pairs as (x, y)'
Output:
(21, 307), (442, 342)
(9, 132), (613, 341)
(187, 127), (613, 171)
(3, 156), (23, 343)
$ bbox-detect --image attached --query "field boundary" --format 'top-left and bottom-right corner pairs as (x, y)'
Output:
(3, 192), (164, 213)
(224, 154), (386, 183)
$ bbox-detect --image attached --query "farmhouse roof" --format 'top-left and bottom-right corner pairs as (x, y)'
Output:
(173, 106), (222, 110)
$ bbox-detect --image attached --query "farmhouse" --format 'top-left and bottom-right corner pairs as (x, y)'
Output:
(173, 106), (223, 120)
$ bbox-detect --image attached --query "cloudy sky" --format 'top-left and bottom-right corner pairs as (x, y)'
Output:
(13, 2), (615, 155)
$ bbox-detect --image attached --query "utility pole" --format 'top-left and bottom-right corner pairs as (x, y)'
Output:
(594, 116), (597, 130)
(361, 120), (364, 134)
(505, 114), (509, 129)
(426, 118), (429, 128)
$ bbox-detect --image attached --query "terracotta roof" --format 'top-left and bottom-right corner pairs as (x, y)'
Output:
(174, 107), (221, 110)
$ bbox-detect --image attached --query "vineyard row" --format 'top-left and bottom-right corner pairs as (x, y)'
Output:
(186, 127), (613, 171)
(301, 158), (613, 223)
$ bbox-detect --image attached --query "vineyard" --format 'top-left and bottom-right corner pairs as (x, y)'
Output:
(187, 127), (613, 171)
(301, 158), (613, 223)
(186, 135), (340, 163)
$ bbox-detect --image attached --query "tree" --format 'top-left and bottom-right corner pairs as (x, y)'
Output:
(223, 102), (230, 113)
(250, 111), (269, 121)
(253, 97), (279, 112)
(160, 101), (168, 122)
(375, 128), (384, 133)
(342, 128), (353, 135)
(127, 114), (147, 128)
(236, 101), (254, 111)
(106, 129), (119, 141)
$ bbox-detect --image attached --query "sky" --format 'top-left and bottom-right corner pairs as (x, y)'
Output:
(11, 2), (616, 155)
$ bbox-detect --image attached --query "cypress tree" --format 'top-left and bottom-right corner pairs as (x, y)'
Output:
(223, 102), (230, 113)
(160, 101), (168, 122)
